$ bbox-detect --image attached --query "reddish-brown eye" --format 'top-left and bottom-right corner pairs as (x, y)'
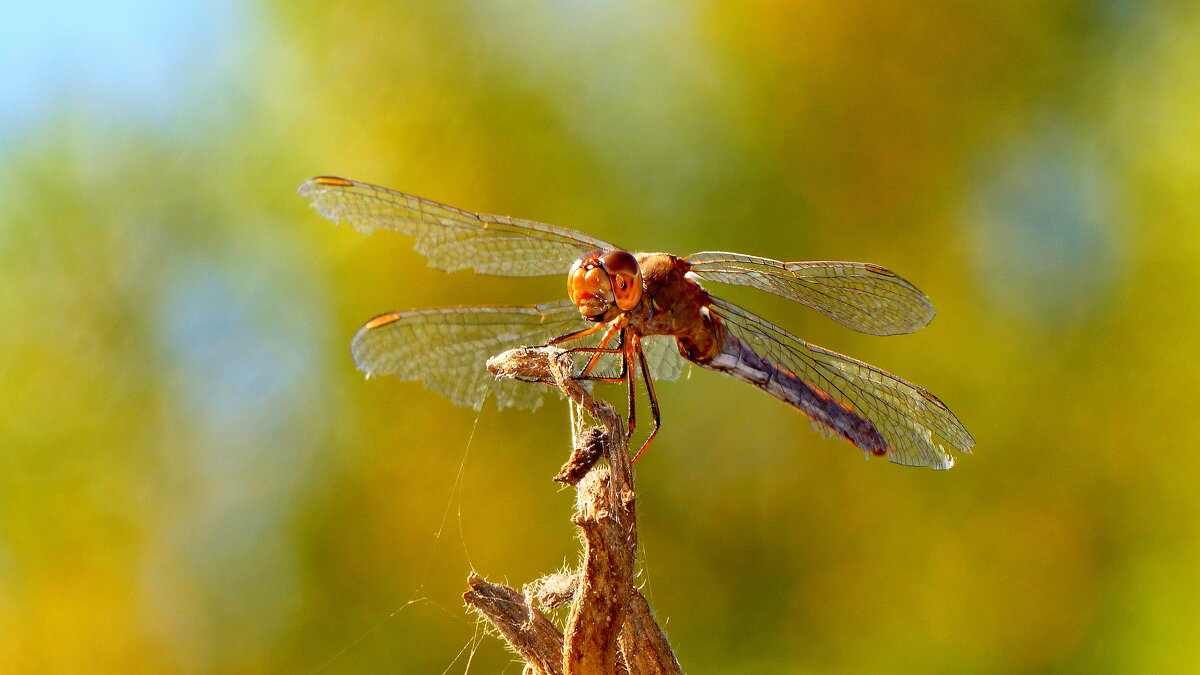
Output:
(600, 250), (639, 276)
(600, 251), (643, 311)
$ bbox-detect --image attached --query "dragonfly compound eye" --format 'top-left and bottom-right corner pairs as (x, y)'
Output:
(599, 250), (643, 311)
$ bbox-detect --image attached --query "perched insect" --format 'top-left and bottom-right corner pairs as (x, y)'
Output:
(300, 176), (974, 469)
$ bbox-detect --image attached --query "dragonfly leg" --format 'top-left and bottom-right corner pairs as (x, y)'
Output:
(580, 323), (622, 377)
(547, 322), (607, 346)
(625, 339), (638, 439)
(565, 346), (624, 355)
(567, 329), (627, 383)
(631, 335), (660, 464)
(530, 323), (627, 383)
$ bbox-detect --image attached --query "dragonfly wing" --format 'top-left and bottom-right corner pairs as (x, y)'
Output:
(641, 335), (687, 382)
(352, 300), (594, 410)
(708, 297), (973, 469)
(686, 252), (935, 335)
(299, 176), (618, 276)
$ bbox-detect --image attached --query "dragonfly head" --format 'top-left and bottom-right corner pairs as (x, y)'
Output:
(568, 250), (643, 321)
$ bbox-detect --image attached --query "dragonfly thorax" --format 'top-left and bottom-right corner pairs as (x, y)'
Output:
(567, 250), (643, 322)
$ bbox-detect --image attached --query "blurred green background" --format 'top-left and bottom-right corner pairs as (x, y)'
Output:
(3, 1), (1199, 672)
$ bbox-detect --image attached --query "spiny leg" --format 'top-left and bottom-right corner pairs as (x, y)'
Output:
(547, 322), (606, 346)
(580, 322), (622, 377)
(567, 328), (627, 383)
(631, 334), (661, 464)
(624, 337), (638, 439)
(526, 328), (628, 385)
(523, 323), (611, 387)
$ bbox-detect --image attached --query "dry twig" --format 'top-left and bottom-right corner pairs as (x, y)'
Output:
(462, 346), (680, 674)
(463, 574), (564, 675)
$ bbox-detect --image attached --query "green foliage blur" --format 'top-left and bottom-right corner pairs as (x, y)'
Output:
(3, 1), (1199, 672)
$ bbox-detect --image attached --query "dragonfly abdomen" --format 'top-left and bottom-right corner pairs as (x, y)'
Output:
(701, 327), (889, 456)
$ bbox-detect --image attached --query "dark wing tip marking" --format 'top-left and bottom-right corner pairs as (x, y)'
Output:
(361, 312), (402, 330)
(297, 176), (354, 196)
(916, 386), (950, 411)
(351, 312), (403, 375)
(863, 263), (898, 277)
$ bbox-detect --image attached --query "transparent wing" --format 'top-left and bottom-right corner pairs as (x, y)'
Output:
(642, 335), (687, 382)
(686, 252), (935, 335)
(352, 300), (595, 411)
(709, 297), (973, 469)
(299, 176), (617, 276)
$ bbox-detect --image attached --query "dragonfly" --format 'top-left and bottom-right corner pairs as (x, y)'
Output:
(299, 176), (974, 469)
